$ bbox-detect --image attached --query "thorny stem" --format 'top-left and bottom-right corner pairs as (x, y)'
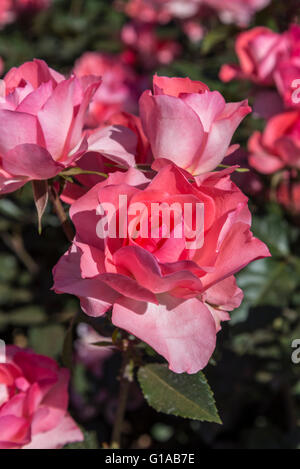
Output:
(111, 343), (131, 449)
(48, 185), (75, 243)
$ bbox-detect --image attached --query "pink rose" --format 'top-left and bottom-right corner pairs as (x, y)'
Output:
(124, 0), (202, 24)
(139, 75), (251, 175)
(0, 59), (136, 195)
(0, 59), (101, 194)
(249, 110), (300, 174)
(220, 27), (288, 85)
(53, 163), (269, 374)
(0, 346), (83, 449)
(74, 52), (140, 128)
(277, 174), (300, 213)
(204, 0), (270, 27)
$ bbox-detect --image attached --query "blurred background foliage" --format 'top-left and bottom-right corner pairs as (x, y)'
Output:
(0, 0), (299, 449)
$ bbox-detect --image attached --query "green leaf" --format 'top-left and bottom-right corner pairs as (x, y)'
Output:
(90, 341), (114, 347)
(138, 364), (221, 423)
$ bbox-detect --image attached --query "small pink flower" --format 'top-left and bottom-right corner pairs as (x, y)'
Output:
(139, 75), (251, 175)
(0, 346), (83, 449)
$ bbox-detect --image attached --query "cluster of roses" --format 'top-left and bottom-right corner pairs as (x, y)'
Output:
(0, 57), (270, 448)
(221, 24), (300, 213)
(118, 0), (271, 67)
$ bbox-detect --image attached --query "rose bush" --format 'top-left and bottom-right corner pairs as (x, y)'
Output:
(53, 163), (270, 374)
(0, 346), (83, 449)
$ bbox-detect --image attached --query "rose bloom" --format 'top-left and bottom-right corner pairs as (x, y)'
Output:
(53, 163), (270, 374)
(0, 346), (83, 449)
(248, 110), (300, 174)
(139, 75), (251, 175)
(73, 52), (140, 128)
(220, 26), (288, 85)
(204, 0), (270, 27)
(0, 59), (137, 195)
